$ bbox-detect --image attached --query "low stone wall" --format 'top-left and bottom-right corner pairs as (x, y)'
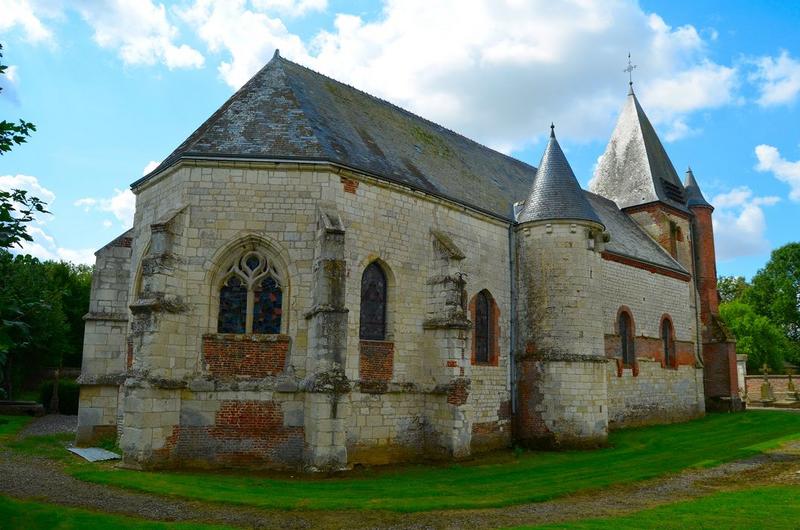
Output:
(745, 375), (799, 402)
(607, 360), (705, 428)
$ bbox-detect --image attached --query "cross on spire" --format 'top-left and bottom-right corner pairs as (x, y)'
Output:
(624, 52), (637, 91)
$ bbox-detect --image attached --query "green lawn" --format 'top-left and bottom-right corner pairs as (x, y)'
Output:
(0, 415), (33, 442)
(67, 411), (800, 512)
(0, 496), (234, 530)
(521, 485), (800, 529)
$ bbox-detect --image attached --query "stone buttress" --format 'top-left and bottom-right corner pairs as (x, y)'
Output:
(303, 203), (350, 469)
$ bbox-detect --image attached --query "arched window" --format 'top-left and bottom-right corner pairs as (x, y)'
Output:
(475, 290), (492, 364)
(619, 311), (635, 365)
(359, 262), (387, 340)
(662, 318), (674, 368)
(217, 249), (283, 334)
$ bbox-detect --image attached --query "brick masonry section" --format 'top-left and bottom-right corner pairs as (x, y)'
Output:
(161, 400), (304, 467)
(202, 334), (289, 378)
(604, 334), (695, 369)
(359, 340), (394, 382)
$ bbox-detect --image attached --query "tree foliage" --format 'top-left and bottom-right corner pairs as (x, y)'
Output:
(745, 243), (800, 343)
(719, 301), (787, 373)
(717, 275), (749, 304)
(0, 251), (92, 398)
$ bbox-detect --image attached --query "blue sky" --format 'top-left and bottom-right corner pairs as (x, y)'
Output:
(1, 0), (798, 279)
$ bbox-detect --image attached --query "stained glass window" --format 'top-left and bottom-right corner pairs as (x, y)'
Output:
(662, 319), (674, 367)
(217, 249), (283, 334)
(218, 275), (247, 333)
(253, 277), (283, 334)
(359, 262), (387, 340)
(619, 311), (635, 365)
(475, 291), (491, 363)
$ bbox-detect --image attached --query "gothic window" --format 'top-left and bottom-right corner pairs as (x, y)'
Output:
(475, 290), (492, 364)
(662, 318), (674, 368)
(360, 262), (387, 340)
(619, 311), (635, 365)
(217, 250), (283, 334)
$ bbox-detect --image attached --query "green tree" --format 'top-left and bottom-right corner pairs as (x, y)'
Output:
(717, 275), (749, 303)
(719, 300), (788, 373)
(745, 243), (800, 344)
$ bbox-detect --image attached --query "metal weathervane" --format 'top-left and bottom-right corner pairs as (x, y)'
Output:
(624, 52), (637, 88)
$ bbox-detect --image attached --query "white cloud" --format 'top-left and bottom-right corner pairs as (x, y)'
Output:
(102, 219), (113, 229)
(711, 186), (780, 260)
(177, 0), (307, 88)
(74, 188), (136, 227)
(0, 174), (56, 205)
(75, 0), (204, 69)
(142, 160), (160, 175)
(0, 0), (54, 42)
(0, 174), (96, 264)
(16, 238), (97, 265)
(755, 144), (800, 201)
(750, 51), (800, 107)
(252, 0), (328, 17)
(640, 60), (738, 140)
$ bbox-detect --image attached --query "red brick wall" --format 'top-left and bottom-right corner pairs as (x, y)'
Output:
(745, 375), (798, 399)
(160, 400), (304, 468)
(604, 334), (694, 368)
(691, 207), (720, 343)
(703, 341), (738, 399)
(202, 334), (289, 378)
(359, 340), (394, 382)
(513, 358), (550, 444)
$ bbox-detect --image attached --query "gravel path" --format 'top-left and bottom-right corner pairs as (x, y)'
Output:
(2, 415), (799, 529)
(18, 414), (77, 438)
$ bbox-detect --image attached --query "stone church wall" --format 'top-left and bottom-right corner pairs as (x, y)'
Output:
(600, 259), (705, 427)
(116, 162), (512, 468)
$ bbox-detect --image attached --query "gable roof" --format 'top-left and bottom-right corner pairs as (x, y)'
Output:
(590, 88), (689, 213)
(586, 191), (688, 274)
(517, 126), (602, 226)
(133, 51), (535, 219)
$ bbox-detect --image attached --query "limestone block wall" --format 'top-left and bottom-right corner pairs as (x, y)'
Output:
(77, 231), (133, 445)
(607, 362), (704, 427)
(117, 162), (513, 467)
(600, 258), (705, 427)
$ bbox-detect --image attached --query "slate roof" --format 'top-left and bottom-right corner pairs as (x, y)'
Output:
(517, 126), (603, 226)
(590, 88), (689, 213)
(133, 51), (535, 219)
(684, 167), (712, 209)
(586, 192), (688, 274)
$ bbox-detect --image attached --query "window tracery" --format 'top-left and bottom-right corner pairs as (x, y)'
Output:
(217, 250), (283, 334)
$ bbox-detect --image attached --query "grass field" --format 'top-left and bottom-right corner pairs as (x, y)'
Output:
(0, 496), (234, 530)
(64, 411), (800, 512)
(0, 415), (33, 442)
(521, 485), (800, 529)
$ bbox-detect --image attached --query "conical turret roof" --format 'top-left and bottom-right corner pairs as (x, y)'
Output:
(684, 167), (712, 209)
(590, 89), (688, 212)
(516, 125), (603, 226)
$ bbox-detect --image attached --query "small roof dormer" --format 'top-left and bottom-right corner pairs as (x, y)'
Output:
(684, 167), (713, 209)
(590, 88), (688, 213)
(516, 124), (603, 227)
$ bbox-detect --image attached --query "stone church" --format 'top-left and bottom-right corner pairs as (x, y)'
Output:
(76, 50), (741, 470)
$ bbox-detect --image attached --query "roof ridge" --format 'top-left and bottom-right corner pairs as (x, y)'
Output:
(276, 54), (537, 172)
